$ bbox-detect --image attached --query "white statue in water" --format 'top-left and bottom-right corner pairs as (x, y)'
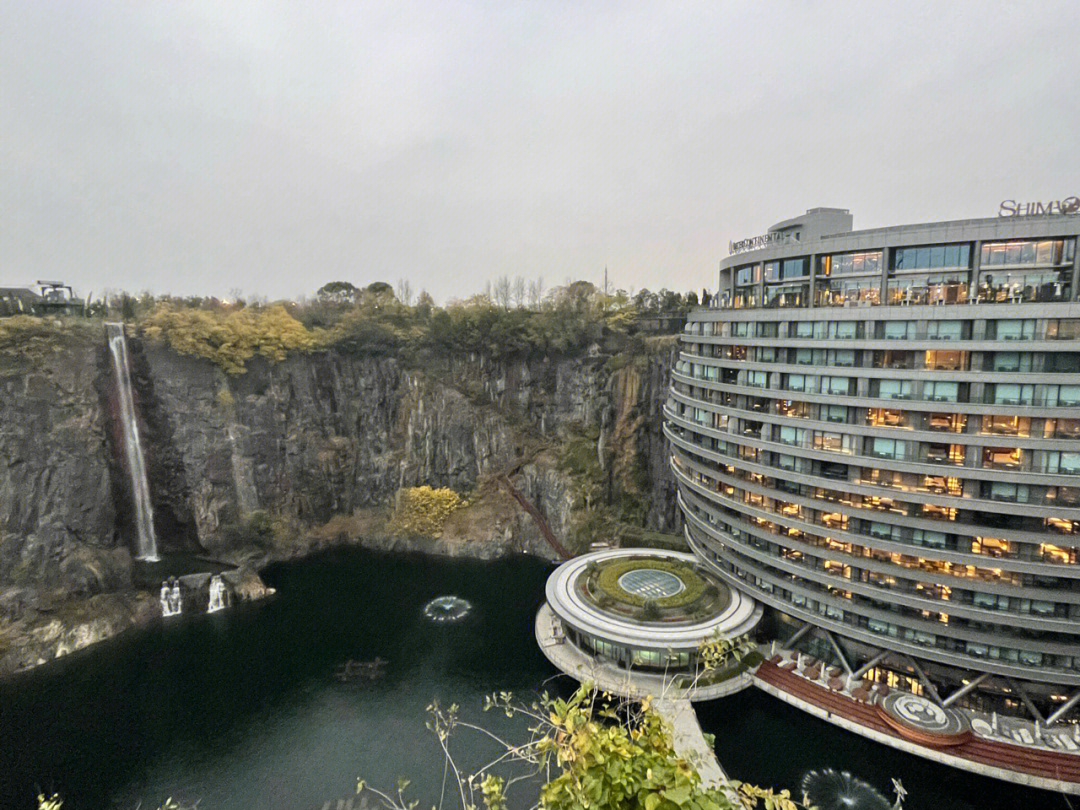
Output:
(160, 581), (173, 617)
(207, 575), (227, 613)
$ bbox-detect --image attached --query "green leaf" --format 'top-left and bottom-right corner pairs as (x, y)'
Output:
(662, 786), (692, 806)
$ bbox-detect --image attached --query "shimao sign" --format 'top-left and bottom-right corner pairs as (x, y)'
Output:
(999, 197), (1080, 217)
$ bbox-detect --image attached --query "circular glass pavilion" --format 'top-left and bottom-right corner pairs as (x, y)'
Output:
(544, 549), (762, 673)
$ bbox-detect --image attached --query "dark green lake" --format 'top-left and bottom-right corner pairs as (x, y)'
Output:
(0, 548), (1063, 810)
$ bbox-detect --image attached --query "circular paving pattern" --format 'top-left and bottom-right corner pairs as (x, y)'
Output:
(618, 568), (685, 599)
(879, 691), (971, 745)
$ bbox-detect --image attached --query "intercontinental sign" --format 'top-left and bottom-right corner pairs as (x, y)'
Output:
(729, 231), (788, 255)
(999, 197), (1080, 217)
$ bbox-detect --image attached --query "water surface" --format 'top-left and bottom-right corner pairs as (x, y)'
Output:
(0, 547), (1064, 810)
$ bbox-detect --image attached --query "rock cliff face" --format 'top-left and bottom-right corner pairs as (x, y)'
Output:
(134, 339), (680, 555)
(0, 338), (129, 615)
(0, 329), (679, 672)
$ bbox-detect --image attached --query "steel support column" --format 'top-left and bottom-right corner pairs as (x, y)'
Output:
(1047, 690), (1080, 726)
(942, 673), (989, 708)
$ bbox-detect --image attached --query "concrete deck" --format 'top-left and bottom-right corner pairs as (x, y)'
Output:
(655, 697), (727, 787)
(535, 602), (754, 702)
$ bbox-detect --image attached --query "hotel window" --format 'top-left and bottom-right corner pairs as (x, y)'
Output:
(881, 321), (914, 339)
(868, 521), (901, 540)
(1047, 319), (1080, 340)
(980, 238), (1075, 267)
(777, 257), (808, 279)
(756, 322), (779, 337)
(981, 415), (1029, 436)
(984, 481), (1031, 502)
(923, 381), (959, 403)
(777, 426), (806, 446)
(977, 269), (1071, 303)
(990, 383), (1034, 405)
(925, 443), (964, 464)
(912, 529), (947, 549)
(887, 272), (969, 305)
(813, 431), (852, 453)
(821, 405), (848, 423)
(1044, 451), (1080, 475)
(786, 373), (810, 392)
(757, 347), (779, 363)
(925, 350), (968, 371)
(989, 319), (1035, 341)
(819, 251), (883, 276)
(988, 351), (1032, 372)
(1048, 487), (1080, 507)
(830, 349), (856, 367)
(973, 592), (1009, 610)
(830, 321), (859, 339)
(983, 446), (1023, 469)
(793, 347), (823, 365)
(1047, 385), (1080, 406)
(816, 277), (880, 307)
(1046, 353), (1080, 372)
(777, 399), (810, 418)
(822, 376), (853, 396)
(735, 264), (760, 285)
(894, 244), (971, 271)
(763, 262), (781, 282)
(1047, 418), (1080, 439)
(926, 412), (965, 432)
(792, 320), (820, 338)
(868, 437), (907, 460)
(776, 453), (797, 471)
(876, 379), (912, 400)
(868, 408), (908, 427)
(926, 320), (964, 340)
(746, 370), (768, 388)
(765, 283), (809, 308)
(875, 349), (913, 369)
(732, 322), (750, 337)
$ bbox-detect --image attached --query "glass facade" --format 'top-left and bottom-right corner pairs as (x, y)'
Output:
(681, 212), (1080, 719)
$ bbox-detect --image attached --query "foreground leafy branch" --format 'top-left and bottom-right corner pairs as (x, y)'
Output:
(362, 684), (814, 810)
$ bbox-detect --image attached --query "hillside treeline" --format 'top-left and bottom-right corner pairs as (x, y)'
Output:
(125, 279), (700, 373)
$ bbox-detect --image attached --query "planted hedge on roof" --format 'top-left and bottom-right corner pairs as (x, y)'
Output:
(591, 557), (706, 609)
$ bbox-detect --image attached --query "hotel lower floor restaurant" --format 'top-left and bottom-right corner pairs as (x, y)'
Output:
(540, 548), (761, 679)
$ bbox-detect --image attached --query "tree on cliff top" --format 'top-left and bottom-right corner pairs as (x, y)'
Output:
(141, 303), (317, 374)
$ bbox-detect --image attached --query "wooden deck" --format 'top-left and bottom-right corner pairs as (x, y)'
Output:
(755, 659), (1080, 792)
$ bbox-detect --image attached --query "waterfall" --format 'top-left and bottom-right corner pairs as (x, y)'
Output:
(106, 323), (159, 561)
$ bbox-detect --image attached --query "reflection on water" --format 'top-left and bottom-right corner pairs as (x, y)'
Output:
(0, 549), (556, 810)
(0, 547), (1064, 810)
(423, 596), (473, 623)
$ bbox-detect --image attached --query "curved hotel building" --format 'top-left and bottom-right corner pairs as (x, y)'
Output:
(666, 207), (1080, 729)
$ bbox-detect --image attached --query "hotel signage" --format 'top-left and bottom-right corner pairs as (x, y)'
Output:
(999, 197), (1080, 217)
(729, 231), (786, 255)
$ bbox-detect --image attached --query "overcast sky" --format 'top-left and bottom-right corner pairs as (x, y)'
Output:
(3, 1), (1078, 303)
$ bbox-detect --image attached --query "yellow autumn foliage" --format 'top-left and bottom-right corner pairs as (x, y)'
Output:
(389, 486), (467, 538)
(140, 303), (318, 374)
